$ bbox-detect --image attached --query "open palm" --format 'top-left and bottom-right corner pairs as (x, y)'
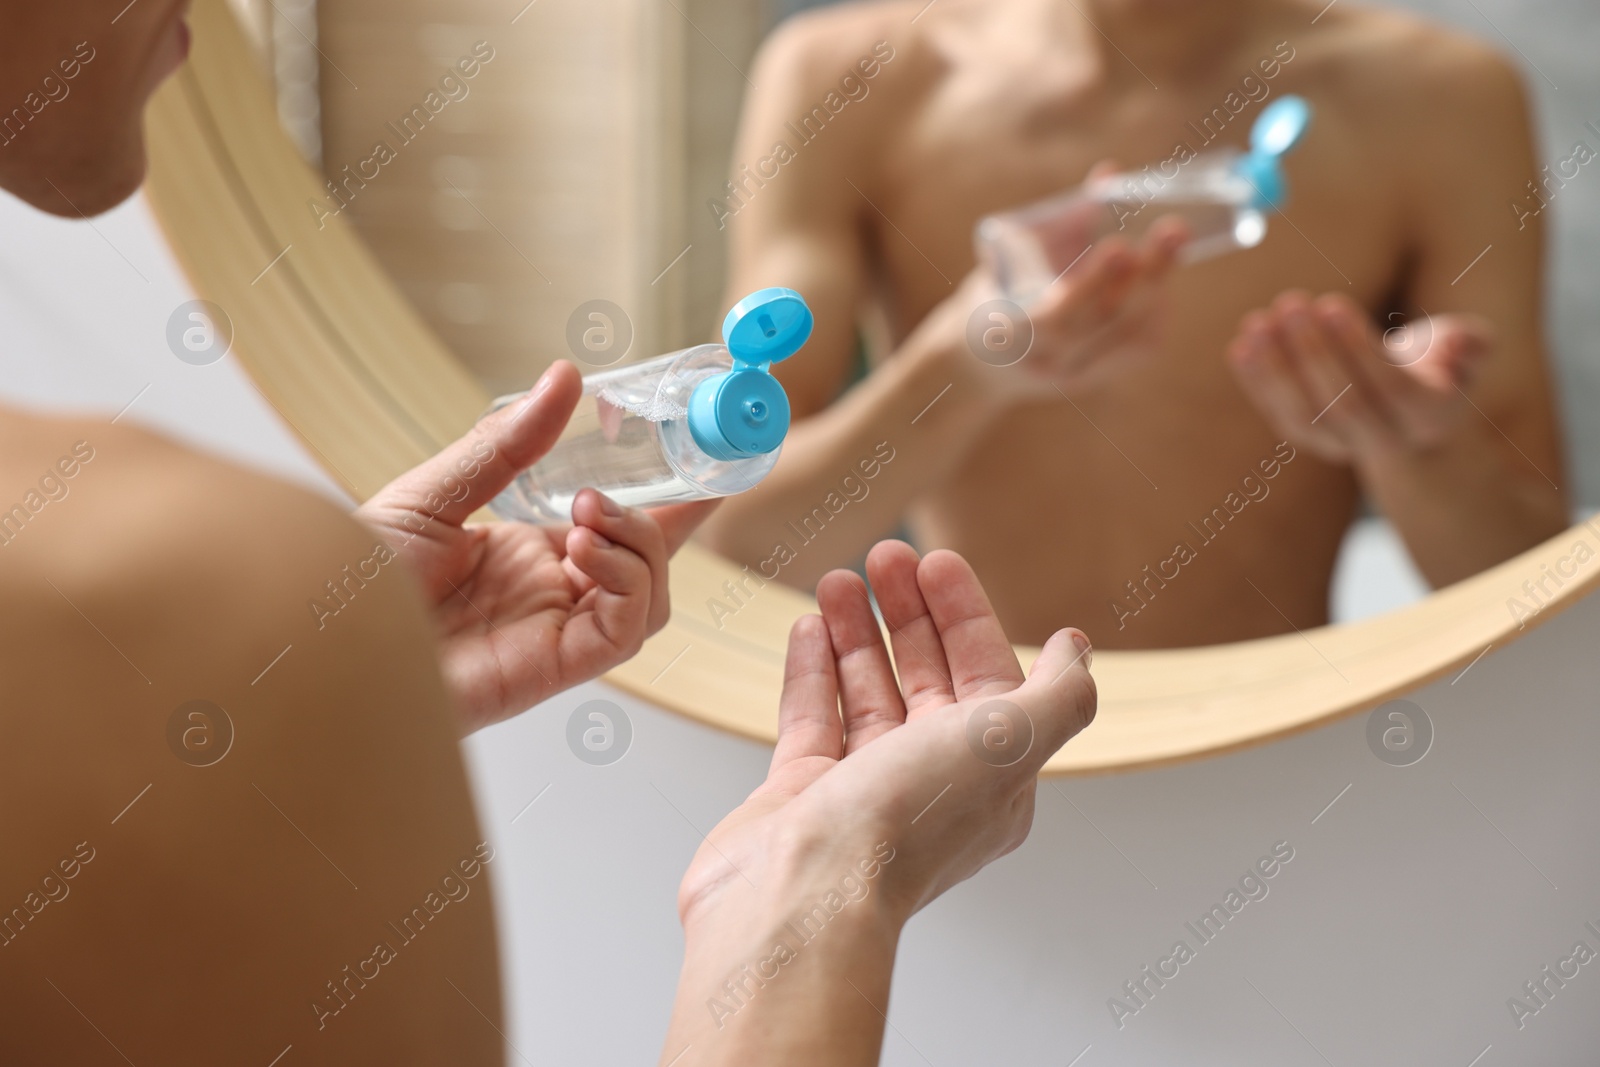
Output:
(677, 541), (1098, 928)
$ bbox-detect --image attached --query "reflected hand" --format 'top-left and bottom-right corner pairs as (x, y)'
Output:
(1227, 290), (1491, 464)
(355, 361), (717, 734)
(676, 541), (1097, 931)
(962, 217), (1189, 402)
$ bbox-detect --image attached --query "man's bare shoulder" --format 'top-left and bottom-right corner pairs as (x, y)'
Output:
(758, 1), (919, 77)
(1302, 4), (1525, 115)
(0, 408), (411, 695)
(751, 1), (942, 128)
(0, 408), (367, 603)
(0, 411), (497, 1063)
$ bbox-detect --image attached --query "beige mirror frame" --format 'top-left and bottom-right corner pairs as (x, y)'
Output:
(144, 0), (1598, 774)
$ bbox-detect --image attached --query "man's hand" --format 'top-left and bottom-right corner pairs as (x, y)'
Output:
(1226, 290), (1491, 464)
(957, 210), (1189, 403)
(356, 361), (717, 734)
(676, 540), (1096, 930)
(661, 541), (1095, 1066)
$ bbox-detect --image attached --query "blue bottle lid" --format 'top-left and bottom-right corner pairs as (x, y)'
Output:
(688, 287), (812, 461)
(1238, 95), (1312, 211)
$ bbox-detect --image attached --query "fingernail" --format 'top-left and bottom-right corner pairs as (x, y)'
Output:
(515, 366), (557, 417)
(1071, 631), (1093, 668)
(595, 492), (623, 518)
(587, 528), (614, 549)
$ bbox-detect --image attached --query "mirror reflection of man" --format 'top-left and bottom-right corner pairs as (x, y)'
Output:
(704, 0), (1568, 648)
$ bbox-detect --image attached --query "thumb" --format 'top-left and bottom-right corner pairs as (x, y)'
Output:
(367, 361), (584, 526)
(1412, 314), (1492, 391)
(1015, 628), (1098, 771)
(1438, 314), (1493, 382)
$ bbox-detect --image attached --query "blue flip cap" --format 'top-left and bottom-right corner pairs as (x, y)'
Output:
(687, 287), (813, 461)
(1238, 94), (1312, 211)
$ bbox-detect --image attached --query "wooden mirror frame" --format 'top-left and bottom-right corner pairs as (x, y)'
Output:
(144, 0), (1599, 773)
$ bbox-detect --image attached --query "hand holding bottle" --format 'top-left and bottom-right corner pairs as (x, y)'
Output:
(954, 95), (1313, 402)
(923, 212), (1188, 409)
(975, 96), (1312, 305)
(356, 360), (718, 734)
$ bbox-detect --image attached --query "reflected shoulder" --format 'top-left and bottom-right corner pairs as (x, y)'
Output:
(756, 0), (930, 101)
(1302, 3), (1527, 113)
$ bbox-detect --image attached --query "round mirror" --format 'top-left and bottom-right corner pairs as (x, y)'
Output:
(145, 0), (1600, 770)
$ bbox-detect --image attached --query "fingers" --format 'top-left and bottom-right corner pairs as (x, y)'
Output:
(1034, 220), (1178, 358)
(865, 540), (955, 715)
(1313, 294), (1491, 448)
(1033, 236), (1135, 332)
(570, 488), (672, 635)
(560, 488), (681, 674)
(916, 550), (1025, 702)
(1082, 237), (1142, 316)
(1141, 214), (1191, 274)
(560, 524), (652, 663)
(1228, 293), (1389, 461)
(1328, 301), (1484, 397)
(1030, 216), (1098, 290)
(1314, 295), (1418, 432)
(1013, 627), (1099, 772)
(1417, 314), (1491, 394)
(1277, 291), (1367, 421)
(369, 361), (584, 527)
(815, 568), (908, 754)
(771, 614), (843, 774)
(1233, 291), (1496, 464)
(1228, 309), (1325, 440)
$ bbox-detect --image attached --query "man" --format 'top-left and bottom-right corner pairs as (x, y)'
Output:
(703, 0), (1567, 648)
(0, 3), (1097, 1064)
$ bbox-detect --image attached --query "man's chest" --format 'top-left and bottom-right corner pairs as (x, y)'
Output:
(868, 77), (1409, 325)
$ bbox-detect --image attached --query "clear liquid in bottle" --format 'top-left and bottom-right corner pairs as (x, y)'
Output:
(975, 96), (1311, 306)
(488, 288), (812, 524)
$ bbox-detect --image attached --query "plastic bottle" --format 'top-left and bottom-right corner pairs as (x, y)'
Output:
(487, 287), (812, 524)
(975, 95), (1313, 305)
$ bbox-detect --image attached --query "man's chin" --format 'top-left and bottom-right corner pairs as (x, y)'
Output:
(6, 142), (148, 219)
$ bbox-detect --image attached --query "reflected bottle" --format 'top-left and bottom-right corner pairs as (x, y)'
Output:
(488, 287), (813, 524)
(975, 95), (1313, 305)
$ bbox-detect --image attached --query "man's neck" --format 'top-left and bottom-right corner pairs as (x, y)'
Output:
(1079, 0), (1273, 83)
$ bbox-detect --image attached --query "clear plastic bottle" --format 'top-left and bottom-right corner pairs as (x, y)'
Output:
(975, 95), (1312, 306)
(488, 288), (812, 524)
